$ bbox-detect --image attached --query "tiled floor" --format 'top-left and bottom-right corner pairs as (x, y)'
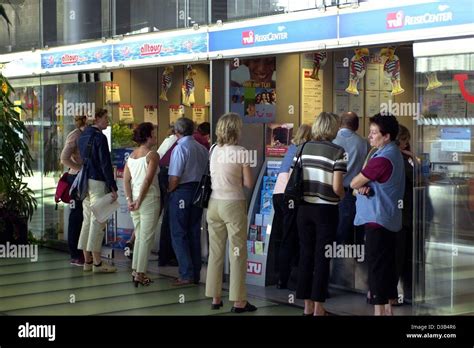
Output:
(0, 248), (301, 316)
(4, 247), (471, 316)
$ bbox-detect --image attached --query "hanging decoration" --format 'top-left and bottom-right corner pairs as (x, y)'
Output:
(345, 48), (369, 95)
(309, 51), (327, 81)
(159, 66), (174, 101)
(182, 64), (196, 107)
(425, 71), (443, 91)
(381, 46), (405, 96)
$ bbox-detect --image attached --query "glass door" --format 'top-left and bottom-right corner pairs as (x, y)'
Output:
(414, 52), (474, 315)
(10, 75), (104, 244)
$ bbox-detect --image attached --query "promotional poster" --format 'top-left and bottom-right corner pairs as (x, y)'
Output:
(230, 57), (276, 123)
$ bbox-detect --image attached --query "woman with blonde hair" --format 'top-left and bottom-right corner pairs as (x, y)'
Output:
(205, 112), (256, 313)
(295, 112), (346, 316)
(272, 124), (312, 289)
(60, 115), (87, 266)
(124, 122), (160, 286)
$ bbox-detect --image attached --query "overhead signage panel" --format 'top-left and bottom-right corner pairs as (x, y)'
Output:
(339, 0), (474, 38)
(113, 33), (208, 62)
(41, 45), (113, 70)
(209, 15), (338, 53)
(1, 52), (41, 78)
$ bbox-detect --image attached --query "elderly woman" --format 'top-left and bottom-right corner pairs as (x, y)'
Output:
(351, 113), (404, 316)
(78, 109), (118, 273)
(205, 112), (256, 313)
(60, 115), (87, 266)
(124, 122), (160, 286)
(295, 112), (346, 316)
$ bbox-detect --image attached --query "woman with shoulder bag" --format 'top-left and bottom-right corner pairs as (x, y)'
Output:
(205, 113), (257, 313)
(295, 112), (346, 316)
(77, 109), (118, 273)
(272, 124), (312, 289)
(60, 115), (87, 266)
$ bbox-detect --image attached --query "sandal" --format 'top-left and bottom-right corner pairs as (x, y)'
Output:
(133, 274), (153, 287)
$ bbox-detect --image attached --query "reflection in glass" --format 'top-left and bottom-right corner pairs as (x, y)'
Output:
(414, 53), (474, 315)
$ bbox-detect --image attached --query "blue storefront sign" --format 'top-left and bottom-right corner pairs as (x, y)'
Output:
(209, 15), (337, 52)
(41, 45), (113, 69)
(113, 33), (208, 62)
(339, 0), (474, 38)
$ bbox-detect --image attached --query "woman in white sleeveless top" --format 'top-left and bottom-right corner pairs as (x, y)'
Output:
(124, 122), (160, 286)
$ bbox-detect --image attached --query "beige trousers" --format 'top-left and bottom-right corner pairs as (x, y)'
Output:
(130, 186), (160, 273)
(78, 179), (107, 253)
(205, 198), (248, 301)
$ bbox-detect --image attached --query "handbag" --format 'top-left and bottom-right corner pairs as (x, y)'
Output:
(192, 144), (216, 209)
(284, 141), (309, 206)
(69, 132), (96, 201)
(54, 172), (72, 206)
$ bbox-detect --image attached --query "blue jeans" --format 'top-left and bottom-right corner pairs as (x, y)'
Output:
(169, 182), (203, 282)
(337, 189), (364, 245)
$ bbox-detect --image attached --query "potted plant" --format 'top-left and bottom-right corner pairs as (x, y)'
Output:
(0, 73), (37, 244)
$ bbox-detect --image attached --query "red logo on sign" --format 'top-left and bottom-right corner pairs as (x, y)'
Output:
(386, 11), (404, 29)
(61, 54), (79, 65)
(242, 30), (255, 45)
(247, 261), (262, 275)
(140, 44), (162, 56)
(454, 74), (474, 104)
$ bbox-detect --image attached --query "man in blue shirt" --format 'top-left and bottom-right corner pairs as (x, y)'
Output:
(168, 117), (209, 285)
(333, 112), (370, 244)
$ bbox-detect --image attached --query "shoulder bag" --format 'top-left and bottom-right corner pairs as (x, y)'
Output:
(192, 144), (217, 209)
(69, 132), (96, 201)
(284, 141), (309, 206)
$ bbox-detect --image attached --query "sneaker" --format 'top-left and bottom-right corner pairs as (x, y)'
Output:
(93, 262), (117, 273)
(70, 258), (85, 266)
(83, 262), (93, 272)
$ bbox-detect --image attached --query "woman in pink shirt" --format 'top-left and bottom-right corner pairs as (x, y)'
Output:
(205, 113), (256, 313)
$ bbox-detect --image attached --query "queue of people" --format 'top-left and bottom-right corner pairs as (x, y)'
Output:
(60, 107), (414, 315)
(271, 112), (413, 316)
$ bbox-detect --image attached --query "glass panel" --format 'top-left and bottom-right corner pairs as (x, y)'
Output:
(0, 0), (41, 54)
(115, 0), (208, 35)
(9, 77), (101, 244)
(10, 82), (44, 240)
(43, 83), (99, 243)
(414, 53), (474, 315)
(211, 0), (367, 23)
(44, 0), (111, 48)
